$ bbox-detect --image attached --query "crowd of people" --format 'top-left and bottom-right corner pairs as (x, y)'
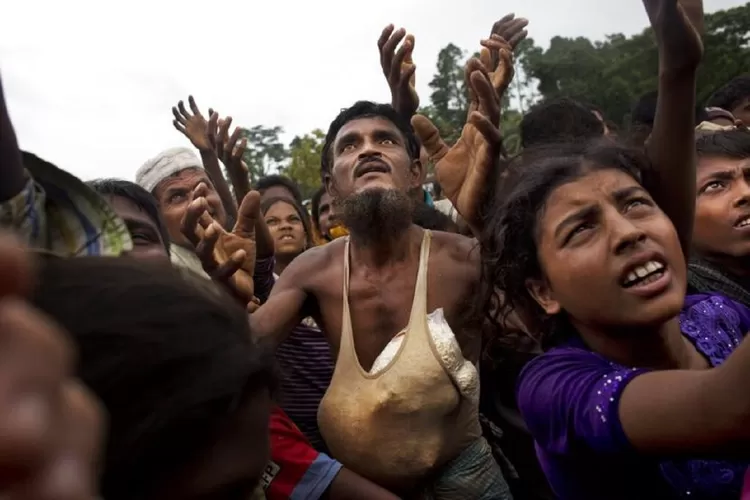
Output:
(2, 0), (750, 498)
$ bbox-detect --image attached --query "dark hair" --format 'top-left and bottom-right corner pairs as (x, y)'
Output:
(520, 97), (604, 149)
(30, 257), (274, 500)
(696, 128), (750, 159)
(706, 75), (750, 112)
(321, 101), (421, 180)
(88, 178), (171, 252)
(412, 203), (457, 232)
(261, 196), (314, 249)
(254, 175), (304, 205)
(479, 139), (648, 350)
(630, 90), (708, 128)
(310, 186), (328, 235)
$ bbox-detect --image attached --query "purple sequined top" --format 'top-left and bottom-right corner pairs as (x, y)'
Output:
(517, 294), (750, 499)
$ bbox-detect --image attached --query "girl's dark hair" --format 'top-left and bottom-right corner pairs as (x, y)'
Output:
(479, 139), (648, 350)
(310, 186), (327, 235)
(30, 256), (274, 500)
(261, 196), (314, 249)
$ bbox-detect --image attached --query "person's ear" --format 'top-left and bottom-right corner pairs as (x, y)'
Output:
(525, 277), (562, 315)
(410, 157), (425, 190)
(324, 173), (336, 198)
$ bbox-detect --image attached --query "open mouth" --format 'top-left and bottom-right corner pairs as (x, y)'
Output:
(354, 160), (390, 179)
(621, 260), (666, 288)
(278, 234), (296, 242)
(735, 215), (750, 228)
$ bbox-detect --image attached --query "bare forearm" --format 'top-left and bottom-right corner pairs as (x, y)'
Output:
(0, 78), (25, 201)
(199, 150), (237, 221)
(646, 70), (698, 255)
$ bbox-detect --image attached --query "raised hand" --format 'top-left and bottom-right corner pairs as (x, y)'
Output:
(412, 62), (502, 231)
(378, 25), (419, 118)
(209, 115), (251, 202)
(643, 0), (703, 74)
(0, 234), (104, 499)
(181, 185), (259, 305)
(172, 96), (218, 152)
(490, 13), (529, 50)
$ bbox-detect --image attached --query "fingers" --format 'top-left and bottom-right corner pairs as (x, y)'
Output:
(390, 34), (413, 85)
(171, 106), (187, 126)
(411, 115), (450, 163)
(469, 110), (503, 147)
(246, 296), (261, 313)
(180, 196), (210, 247)
(233, 191), (261, 239)
(381, 27), (406, 81)
(15, 381), (104, 500)
(377, 24), (394, 53)
(207, 111), (219, 147)
(211, 250), (246, 283)
(491, 13), (529, 50)
(471, 68), (501, 127)
(195, 222), (221, 273)
(0, 234), (33, 299)
(0, 298), (74, 486)
(177, 100), (191, 120)
(188, 95), (200, 116)
(217, 117), (233, 160)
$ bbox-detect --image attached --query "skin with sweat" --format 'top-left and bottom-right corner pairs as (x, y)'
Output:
(251, 116), (480, 370)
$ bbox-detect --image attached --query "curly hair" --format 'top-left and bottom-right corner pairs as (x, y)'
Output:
(478, 139), (649, 350)
(320, 101), (421, 181)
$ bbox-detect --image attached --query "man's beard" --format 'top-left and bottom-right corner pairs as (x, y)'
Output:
(337, 188), (413, 246)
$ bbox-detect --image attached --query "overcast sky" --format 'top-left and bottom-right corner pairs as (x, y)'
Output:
(0, 0), (744, 181)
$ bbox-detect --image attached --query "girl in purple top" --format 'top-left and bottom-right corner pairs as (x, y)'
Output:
(477, 1), (750, 498)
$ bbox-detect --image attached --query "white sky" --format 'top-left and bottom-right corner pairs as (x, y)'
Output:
(0, 0), (744, 181)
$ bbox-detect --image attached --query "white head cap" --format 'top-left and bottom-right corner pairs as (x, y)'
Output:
(136, 147), (203, 193)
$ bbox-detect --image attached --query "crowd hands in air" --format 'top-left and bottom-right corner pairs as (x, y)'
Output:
(4, 0), (750, 499)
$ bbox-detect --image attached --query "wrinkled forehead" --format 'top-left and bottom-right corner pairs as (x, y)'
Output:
(541, 168), (645, 223)
(156, 168), (211, 192)
(334, 116), (405, 149)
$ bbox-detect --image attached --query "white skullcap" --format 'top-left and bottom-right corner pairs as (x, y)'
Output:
(136, 147), (204, 193)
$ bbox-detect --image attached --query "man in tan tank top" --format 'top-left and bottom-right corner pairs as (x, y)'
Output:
(249, 88), (509, 496)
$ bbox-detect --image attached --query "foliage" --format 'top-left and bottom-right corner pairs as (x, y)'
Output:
(519, 3), (750, 126)
(238, 125), (288, 183)
(281, 129), (326, 200)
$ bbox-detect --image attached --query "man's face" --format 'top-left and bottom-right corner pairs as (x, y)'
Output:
(325, 117), (421, 201)
(153, 168), (226, 248)
(104, 194), (169, 261)
(317, 191), (334, 238)
(731, 97), (750, 127)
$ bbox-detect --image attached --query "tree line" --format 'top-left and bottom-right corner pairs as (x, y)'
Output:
(238, 2), (750, 199)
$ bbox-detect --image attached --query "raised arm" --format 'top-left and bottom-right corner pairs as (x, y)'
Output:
(249, 246), (324, 347)
(643, 0), (704, 256)
(0, 74), (25, 201)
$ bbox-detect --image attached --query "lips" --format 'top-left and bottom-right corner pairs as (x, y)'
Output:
(618, 251), (668, 288)
(354, 159), (390, 179)
(734, 213), (750, 228)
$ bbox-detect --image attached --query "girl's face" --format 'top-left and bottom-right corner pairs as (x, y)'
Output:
(528, 168), (686, 332)
(264, 201), (307, 257)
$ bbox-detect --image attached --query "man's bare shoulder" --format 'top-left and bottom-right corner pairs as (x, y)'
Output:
(430, 230), (479, 263)
(281, 238), (347, 284)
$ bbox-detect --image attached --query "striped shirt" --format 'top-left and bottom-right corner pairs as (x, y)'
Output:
(0, 163), (131, 257)
(255, 257), (334, 452)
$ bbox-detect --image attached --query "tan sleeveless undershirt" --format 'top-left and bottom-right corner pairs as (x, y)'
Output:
(317, 230), (480, 490)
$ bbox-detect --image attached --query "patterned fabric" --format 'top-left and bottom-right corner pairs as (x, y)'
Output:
(517, 293), (750, 499)
(0, 155), (131, 256)
(254, 261), (334, 452)
(420, 438), (513, 500)
(688, 258), (750, 309)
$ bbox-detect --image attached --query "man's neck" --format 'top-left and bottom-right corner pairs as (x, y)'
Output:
(349, 224), (422, 269)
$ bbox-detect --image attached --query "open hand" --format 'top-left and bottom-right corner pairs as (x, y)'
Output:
(172, 96), (218, 153)
(412, 63), (502, 231)
(181, 186), (259, 304)
(209, 115), (251, 203)
(0, 234), (104, 499)
(643, 0), (703, 74)
(378, 25), (419, 118)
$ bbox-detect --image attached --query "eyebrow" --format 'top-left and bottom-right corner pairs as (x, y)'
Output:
(553, 185), (648, 240)
(124, 218), (159, 236)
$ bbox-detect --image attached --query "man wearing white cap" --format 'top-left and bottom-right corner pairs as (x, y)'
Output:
(136, 146), (227, 277)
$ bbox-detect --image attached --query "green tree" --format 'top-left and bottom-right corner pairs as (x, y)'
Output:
(519, 3), (750, 126)
(281, 129), (325, 200)
(238, 125), (288, 183)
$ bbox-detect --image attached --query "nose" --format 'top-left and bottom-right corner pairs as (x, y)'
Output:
(611, 215), (647, 256)
(357, 138), (383, 162)
(733, 177), (750, 208)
